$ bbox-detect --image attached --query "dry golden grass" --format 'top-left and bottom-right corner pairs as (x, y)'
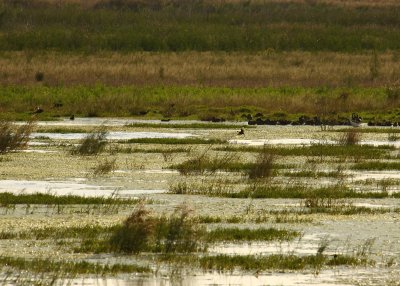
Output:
(1, 51), (399, 87)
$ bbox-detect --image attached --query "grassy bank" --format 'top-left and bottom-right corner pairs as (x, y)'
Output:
(1, 85), (400, 121)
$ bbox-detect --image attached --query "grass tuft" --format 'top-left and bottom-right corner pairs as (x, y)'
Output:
(93, 158), (116, 175)
(206, 227), (300, 242)
(337, 129), (361, 146)
(72, 127), (107, 155)
(247, 147), (275, 180)
(0, 120), (35, 154)
(110, 204), (205, 254)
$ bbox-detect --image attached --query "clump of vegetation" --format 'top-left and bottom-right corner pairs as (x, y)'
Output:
(337, 129), (361, 145)
(232, 186), (388, 199)
(110, 204), (154, 254)
(72, 127), (107, 155)
(386, 86), (400, 103)
(352, 161), (400, 171)
(206, 227), (300, 242)
(110, 204), (204, 254)
(93, 158), (116, 175)
(0, 256), (150, 275)
(247, 147), (275, 180)
(217, 144), (389, 159)
(0, 192), (138, 205)
(198, 253), (371, 272)
(173, 149), (236, 175)
(388, 131), (400, 141)
(0, 120), (35, 154)
(35, 71), (44, 82)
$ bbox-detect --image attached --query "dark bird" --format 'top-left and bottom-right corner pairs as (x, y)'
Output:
(350, 113), (362, 127)
(237, 127), (245, 135)
(69, 114), (75, 120)
(32, 106), (44, 114)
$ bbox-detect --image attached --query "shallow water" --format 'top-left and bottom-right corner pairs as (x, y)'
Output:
(32, 131), (195, 140)
(229, 138), (400, 147)
(56, 271), (353, 286)
(3, 119), (400, 286)
(0, 179), (166, 197)
(31, 118), (246, 127)
(350, 170), (400, 180)
(54, 267), (400, 286)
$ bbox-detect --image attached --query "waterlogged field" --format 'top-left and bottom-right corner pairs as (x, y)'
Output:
(0, 118), (400, 285)
(1, 0), (400, 285)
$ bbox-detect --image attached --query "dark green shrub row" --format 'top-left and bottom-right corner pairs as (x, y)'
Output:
(1, 1), (400, 52)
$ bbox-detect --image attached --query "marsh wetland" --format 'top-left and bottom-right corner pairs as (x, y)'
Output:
(1, 0), (400, 284)
(0, 118), (399, 285)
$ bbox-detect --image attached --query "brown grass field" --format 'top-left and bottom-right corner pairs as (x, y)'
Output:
(1, 51), (399, 87)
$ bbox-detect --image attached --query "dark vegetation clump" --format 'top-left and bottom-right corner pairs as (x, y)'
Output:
(72, 127), (107, 155)
(110, 204), (204, 254)
(172, 146), (236, 175)
(0, 120), (35, 154)
(35, 72), (44, 82)
(338, 129), (361, 146)
(247, 147), (275, 180)
(93, 158), (116, 175)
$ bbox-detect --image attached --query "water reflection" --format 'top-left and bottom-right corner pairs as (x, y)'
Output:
(59, 270), (363, 286)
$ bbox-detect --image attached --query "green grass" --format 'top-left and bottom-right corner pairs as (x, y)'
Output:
(306, 206), (396, 215)
(35, 127), (89, 133)
(0, 86), (399, 121)
(0, 225), (116, 240)
(283, 170), (346, 178)
(198, 254), (371, 271)
(0, 256), (150, 274)
(109, 145), (190, 154)
(206, 228), (300, 242)
(0, 192), (138, 205)
(2, 1), (400, 53)
(230, 186), (389, 199)
(352, 161), (400, 170)
(216, 144), (391, 159)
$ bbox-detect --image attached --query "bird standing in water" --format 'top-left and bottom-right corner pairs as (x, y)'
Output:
(237, 127), (245, 135)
